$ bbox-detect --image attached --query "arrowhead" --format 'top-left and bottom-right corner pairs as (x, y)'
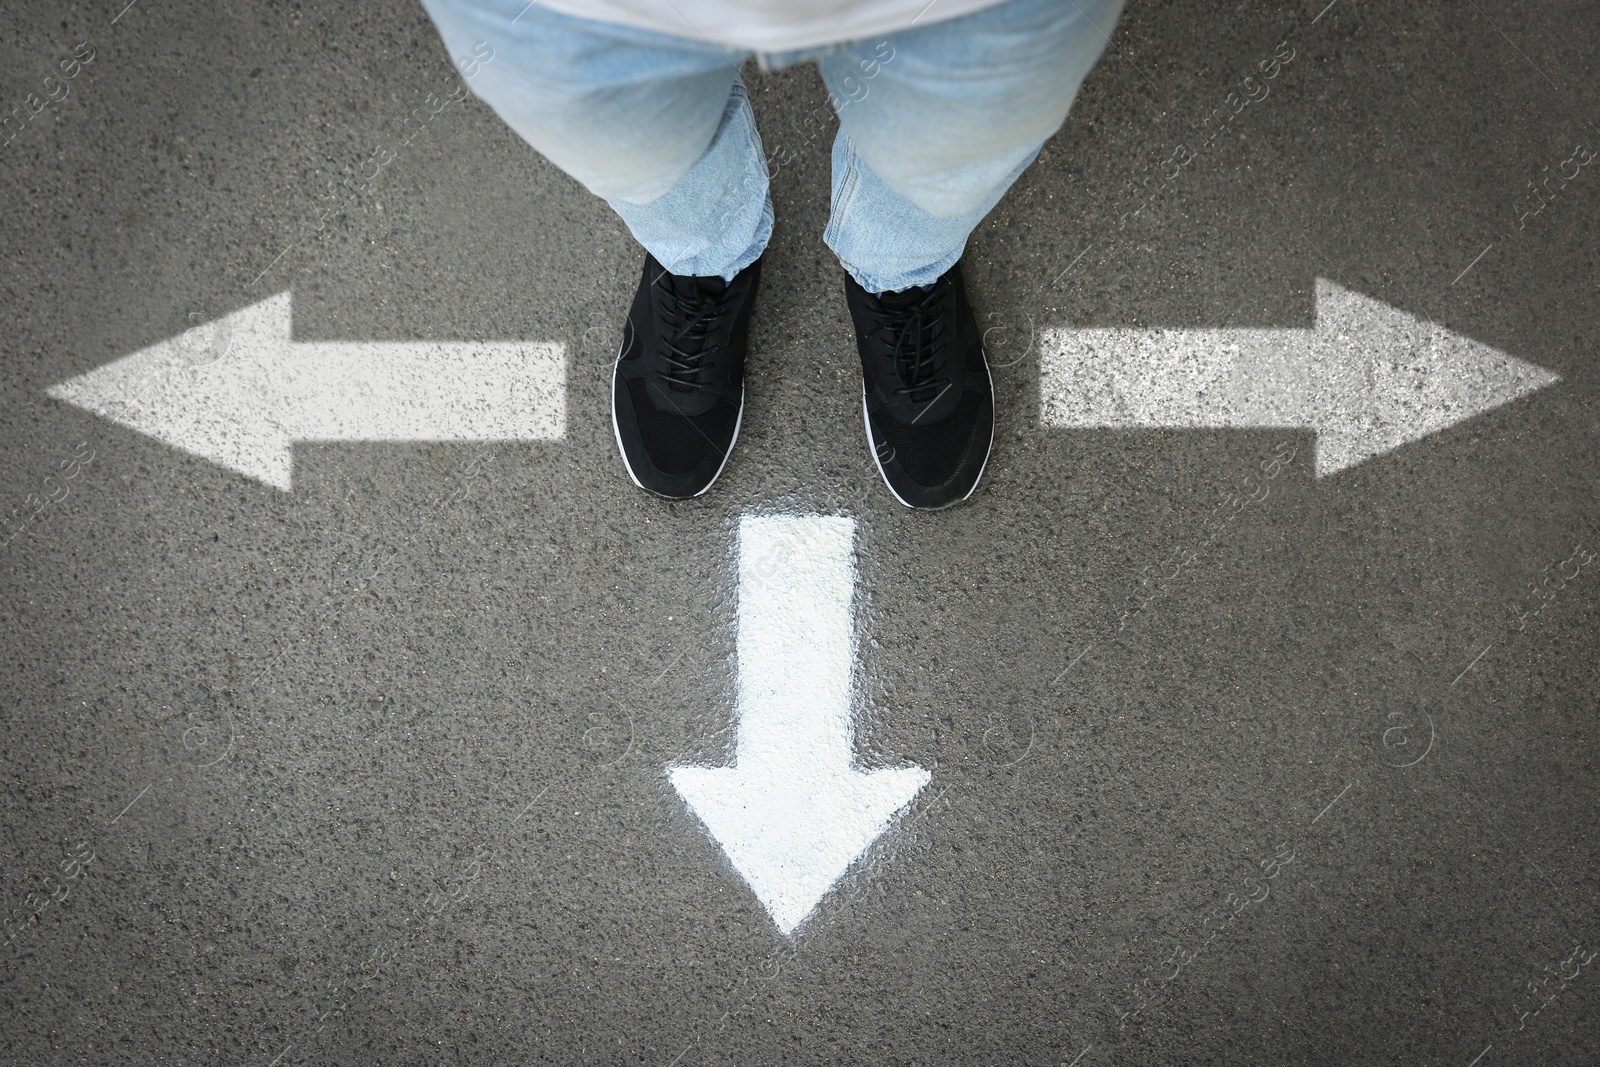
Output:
(47, 293), (299, 490)
(671, 763), (929, 935)
(1311, 278), (1560, 476)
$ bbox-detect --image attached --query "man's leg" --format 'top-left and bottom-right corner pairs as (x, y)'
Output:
(819, 0), (1124, 292)
(820, 0), (1123, 509)
(421, 0), (772, 279)
(420, 0), (774, 499)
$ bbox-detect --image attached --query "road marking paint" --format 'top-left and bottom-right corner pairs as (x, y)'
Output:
(47, 292), (565, 490)
(1039, 278), (1558, 477)
(670, 514), (930, 935)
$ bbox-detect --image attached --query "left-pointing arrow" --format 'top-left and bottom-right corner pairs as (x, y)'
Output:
(671, 514), (930, 936)
(46, 291), (566, 490)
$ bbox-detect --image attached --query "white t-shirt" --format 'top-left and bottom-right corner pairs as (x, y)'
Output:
(535, 0), (1011, 51)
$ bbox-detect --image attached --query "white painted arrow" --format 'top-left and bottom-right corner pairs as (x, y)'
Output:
(1040, 277), (1559, 476)
(46, 292), (565, 490)
(670, 514), (929, 936)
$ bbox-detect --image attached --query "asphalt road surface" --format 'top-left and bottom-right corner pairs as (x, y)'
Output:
(3, 1), (1598, 1065)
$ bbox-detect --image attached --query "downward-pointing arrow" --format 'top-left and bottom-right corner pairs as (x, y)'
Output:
(1040, 277), (1559, 476)
(46, 292), (565, 490)
(670, 514), (930, 936)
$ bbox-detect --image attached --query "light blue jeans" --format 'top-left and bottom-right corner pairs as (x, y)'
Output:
(421, 0), (1124, 292)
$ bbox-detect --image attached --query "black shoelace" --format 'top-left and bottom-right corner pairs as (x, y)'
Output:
(874, 285), (950, 404)
(656, 277), (735, 393)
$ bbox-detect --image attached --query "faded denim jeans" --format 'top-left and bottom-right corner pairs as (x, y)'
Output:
(421, 0), (1124, 292)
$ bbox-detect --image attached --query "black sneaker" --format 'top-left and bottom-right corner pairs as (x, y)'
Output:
(845, 261), (995, 509)
(611, 253), (761, 499)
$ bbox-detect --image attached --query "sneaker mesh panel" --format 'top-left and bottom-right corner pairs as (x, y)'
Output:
(871, 391), (981, 487)
(627, 378), (736, 477)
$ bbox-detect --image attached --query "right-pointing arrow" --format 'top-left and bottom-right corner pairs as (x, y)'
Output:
(1039, 277), (1560, 476)
(670, 514), (929, 936)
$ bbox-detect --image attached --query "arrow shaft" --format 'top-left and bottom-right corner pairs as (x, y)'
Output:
(735, 515), (857, 775)
(1040, 325), (1320, 429)
(282, 341), (565, 441)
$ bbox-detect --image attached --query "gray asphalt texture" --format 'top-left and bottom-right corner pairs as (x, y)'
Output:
(3, 1), (1599, 1064)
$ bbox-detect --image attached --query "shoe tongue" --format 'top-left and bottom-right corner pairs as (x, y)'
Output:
(668, 273), (727, 300)
(878, 283), (931, 309)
